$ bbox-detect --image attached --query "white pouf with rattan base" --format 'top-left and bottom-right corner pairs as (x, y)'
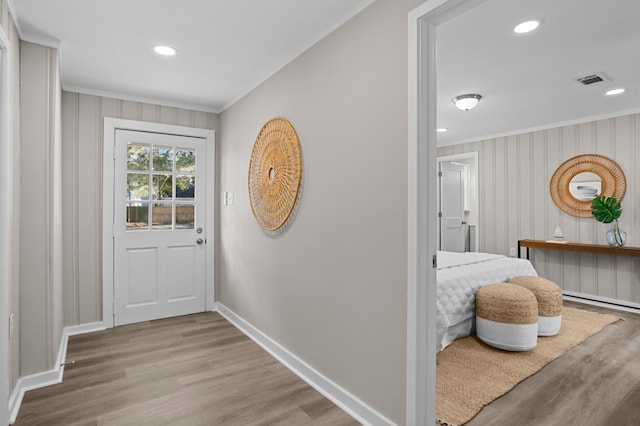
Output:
(475, 283), (539, 351)
(509, 276), (563, 336)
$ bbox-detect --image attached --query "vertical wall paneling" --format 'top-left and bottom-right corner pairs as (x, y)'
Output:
(19, 41), (63, 375)
(437, 113), (640, 307)
(61, 93), (79, 326)
(61, 92), (219, 327)
(506, 135), (518, 255)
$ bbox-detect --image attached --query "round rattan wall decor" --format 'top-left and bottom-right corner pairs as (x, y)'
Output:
(549, 154), (626, 218)
(248, 117), (302, 231)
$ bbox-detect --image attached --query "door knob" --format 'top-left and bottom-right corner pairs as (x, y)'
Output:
(196, 238), (204, 245)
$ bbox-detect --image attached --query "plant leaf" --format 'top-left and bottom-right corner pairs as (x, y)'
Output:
(591, 196), (622, 223)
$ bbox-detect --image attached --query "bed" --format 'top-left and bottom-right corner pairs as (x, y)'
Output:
(436, 250), (538, 351)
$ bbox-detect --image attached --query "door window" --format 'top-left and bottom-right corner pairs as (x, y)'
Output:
(125, 142), (196, 230)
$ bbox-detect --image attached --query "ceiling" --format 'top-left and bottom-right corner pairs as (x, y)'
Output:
(12, 0), (375, 112)
(11, 0), (640, 145)
(436, 0), (640, 146)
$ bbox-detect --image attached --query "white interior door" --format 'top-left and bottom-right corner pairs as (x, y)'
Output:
(439, 161), (466, 252)
(113, 130), (207, 326)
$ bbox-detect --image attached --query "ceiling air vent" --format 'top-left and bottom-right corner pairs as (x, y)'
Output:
(574, 72), (611, 87)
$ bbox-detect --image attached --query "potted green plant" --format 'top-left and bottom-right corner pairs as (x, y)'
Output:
(591, 195), (626, 246)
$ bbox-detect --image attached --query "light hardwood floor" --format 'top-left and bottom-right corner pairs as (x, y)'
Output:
(14, 312), (360, 426)
(15, 301), (640, 425)
(466, 301), (640, 426)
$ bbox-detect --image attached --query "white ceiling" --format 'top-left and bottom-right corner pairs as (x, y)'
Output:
(436, 0), (640, 146)
(12, 0), (375, 112)
(11, 0), (640, 145)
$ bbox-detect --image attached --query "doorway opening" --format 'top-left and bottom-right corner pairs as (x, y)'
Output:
(407, 0), (486, 424)
(437, 152), (479, 252)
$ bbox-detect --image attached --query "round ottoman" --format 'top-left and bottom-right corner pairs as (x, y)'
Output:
(475, 283), (538, 351)
(509, 276), (563, 336)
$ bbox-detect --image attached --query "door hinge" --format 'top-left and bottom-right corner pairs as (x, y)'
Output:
(432, 254), (438, 269)
(438, 171), (443, 177)
(438, 212), (443, 218)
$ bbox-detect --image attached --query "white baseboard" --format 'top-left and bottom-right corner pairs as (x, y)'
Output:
(8, 322), (105, 423)
(215, 303), (395, 426)
(563, 291), (640, 315)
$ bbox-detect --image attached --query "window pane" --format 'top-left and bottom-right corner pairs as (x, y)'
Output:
(152, 174), (173, 200)
(176, 175), (195, 199)
(176, 148), (196, 173)
(176, 204), (195, 229)
(127, 173), (149, 201)
(152, 145), (174, 172)
(127, 143), (149, 171)
(126, 203), (149, 230)
(152, 202), (173, 230)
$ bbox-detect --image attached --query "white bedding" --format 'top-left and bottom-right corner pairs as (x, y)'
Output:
(436, 250), (538, 351)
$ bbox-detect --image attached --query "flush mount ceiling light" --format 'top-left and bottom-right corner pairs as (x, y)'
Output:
(452, 94), (482, 111)
(153, 45), (176, 56)
(606, 88), (626, 96)
(513, 19), (541, 34)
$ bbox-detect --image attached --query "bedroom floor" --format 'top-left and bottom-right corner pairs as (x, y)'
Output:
(464, 300), (640, 426)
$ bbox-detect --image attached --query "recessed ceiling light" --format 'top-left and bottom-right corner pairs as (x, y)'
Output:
(153, 45), (176, 56)
(606, 88), (626, 96)
(437, 128), (448, 133)
(513, 19), (541, 34)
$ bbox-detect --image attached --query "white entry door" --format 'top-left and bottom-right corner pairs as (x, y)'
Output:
(113, 130), (207, 326)
(439, 161), (466, 252)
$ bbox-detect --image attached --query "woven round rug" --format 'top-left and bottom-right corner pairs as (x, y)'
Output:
(248, 117), (302, 231)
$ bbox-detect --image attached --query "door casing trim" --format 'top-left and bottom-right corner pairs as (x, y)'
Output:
(102, 118), (216, 328)
(0, 24), (11, 426)
(407, 1), (485, 423)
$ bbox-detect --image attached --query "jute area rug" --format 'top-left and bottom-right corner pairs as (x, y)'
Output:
(436, 306), (619, 426)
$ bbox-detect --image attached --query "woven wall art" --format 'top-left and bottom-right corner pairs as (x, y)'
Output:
(248, 117), (302, 231)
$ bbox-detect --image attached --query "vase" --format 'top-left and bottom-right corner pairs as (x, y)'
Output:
(606, 224), (626, 247)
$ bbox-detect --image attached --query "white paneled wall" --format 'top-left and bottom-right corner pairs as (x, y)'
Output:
(438, 113), (640, 306)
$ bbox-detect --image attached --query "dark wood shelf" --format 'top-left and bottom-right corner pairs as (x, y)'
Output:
(518, 239), (640, 259)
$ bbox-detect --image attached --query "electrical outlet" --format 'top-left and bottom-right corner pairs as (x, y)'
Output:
(509, 247), (517, 257)
(9, 313), (14, 340)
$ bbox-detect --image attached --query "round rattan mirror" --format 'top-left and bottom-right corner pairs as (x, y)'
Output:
(248, 117), (302, 231)
(550, 154), (626, 218)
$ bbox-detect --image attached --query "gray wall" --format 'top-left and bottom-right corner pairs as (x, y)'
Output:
(438, 113), (640, 305)
(61, 92), (219, 325)
(219, 0), (423, 422)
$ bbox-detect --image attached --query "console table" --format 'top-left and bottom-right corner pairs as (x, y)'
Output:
(517, 239), (640, 260)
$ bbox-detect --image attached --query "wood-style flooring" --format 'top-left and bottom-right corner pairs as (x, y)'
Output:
(466, 300), (640, 426)
(15, 301), (640, 425)
(14, 312), (360, 426)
